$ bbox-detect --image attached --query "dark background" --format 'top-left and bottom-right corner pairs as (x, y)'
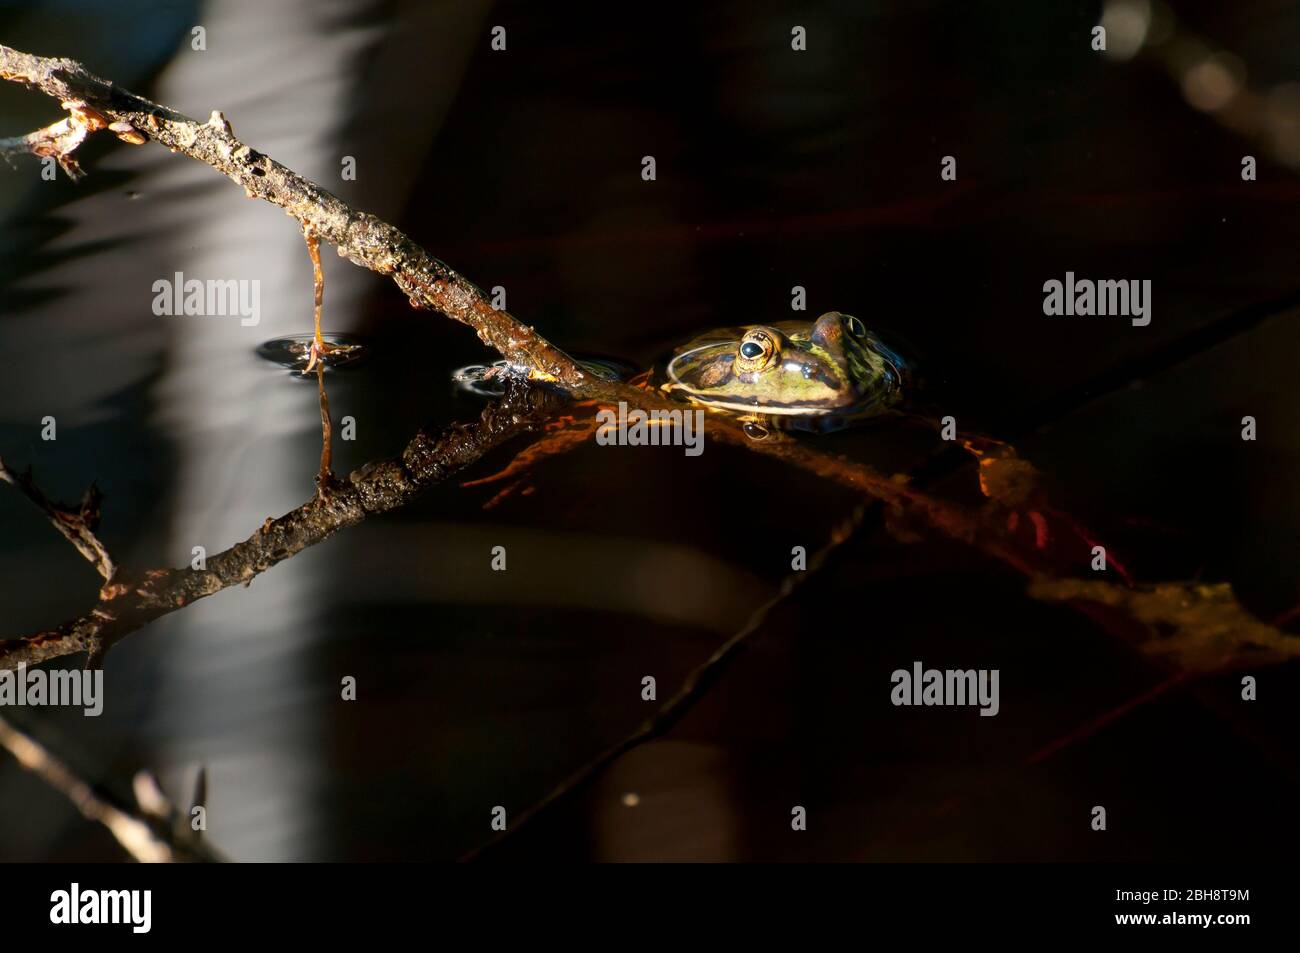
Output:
(0, 0), (1297, 860)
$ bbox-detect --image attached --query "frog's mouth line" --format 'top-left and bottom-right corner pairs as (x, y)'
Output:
(665, 343), (838, 416)
(688, 397), (834, 416)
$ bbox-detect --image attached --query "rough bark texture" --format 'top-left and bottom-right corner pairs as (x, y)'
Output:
(0, 459), (115, 582)
(1, 44), (1295, 687)
(0, 384), (561, 670)
(0, 43), (589, 385)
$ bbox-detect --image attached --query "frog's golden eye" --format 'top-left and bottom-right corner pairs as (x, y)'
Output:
(736, 328), (778, 372)
(845, 315), (867, 338)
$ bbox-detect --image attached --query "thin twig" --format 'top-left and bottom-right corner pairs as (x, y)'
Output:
(0, 713), (221, 862)
(0, 113), (89, 178)
(315, 364), (333, 487)
(461, 502), (870, 861)
(0, 456), (116, 582)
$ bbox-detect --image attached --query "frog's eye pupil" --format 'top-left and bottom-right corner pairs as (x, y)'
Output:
(846, 316), (866, 337)
(740, 341), (764, 359)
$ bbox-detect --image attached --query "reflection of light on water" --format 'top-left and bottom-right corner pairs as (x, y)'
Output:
(452, 357), (628, 397)
(145, 0), (384, 862)
(1181, 53), (1245, 113)
(1103, 0), (1300, 170)
(256, 333), (366, 372)
(1265, 83), (1300, 167)
(139, 0), (492, 860)
(1101, 0), (1152, 62)
(451, 360), (527, 397)
(595, 742), (737, 860)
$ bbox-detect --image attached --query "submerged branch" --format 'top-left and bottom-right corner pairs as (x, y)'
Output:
(0, 383), (562, 670)
(462, 501), (871, 861)
(0, 713), (221, 862)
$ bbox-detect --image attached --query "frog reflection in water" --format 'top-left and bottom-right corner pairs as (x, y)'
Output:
(654, 311), (910, 432)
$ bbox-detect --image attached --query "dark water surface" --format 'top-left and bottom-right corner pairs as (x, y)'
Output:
(1, 0), (1298, 860)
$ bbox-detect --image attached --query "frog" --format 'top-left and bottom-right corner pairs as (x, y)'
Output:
(653, 311), (911, 432)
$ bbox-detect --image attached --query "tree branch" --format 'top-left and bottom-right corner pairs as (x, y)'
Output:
(0, 111), (92, 180)
(0, 713), (221, 862)
(0, 42), (589, 385)
(0, 456), (116, 583)
(0, 383), (562, 670)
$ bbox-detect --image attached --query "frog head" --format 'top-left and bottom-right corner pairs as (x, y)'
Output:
(657, 312), (908, 430)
